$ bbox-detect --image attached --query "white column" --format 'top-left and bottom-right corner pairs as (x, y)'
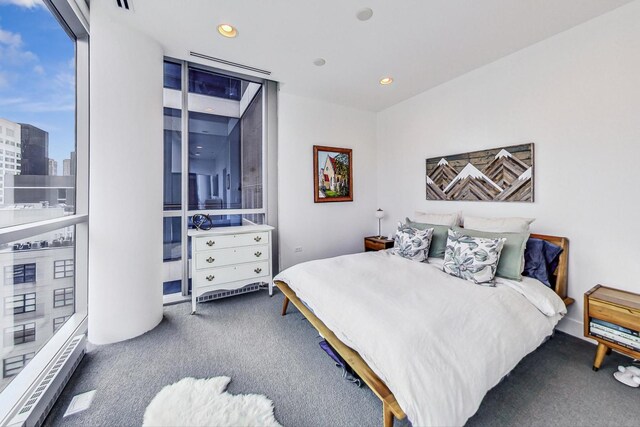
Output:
(88, 3), (164, 344)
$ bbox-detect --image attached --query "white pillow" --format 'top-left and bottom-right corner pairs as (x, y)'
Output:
(414, 211), (460, 226)
(463, 216), (535, 233)
(394, 225), (434, 263)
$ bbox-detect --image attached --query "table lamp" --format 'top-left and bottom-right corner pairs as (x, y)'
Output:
(375, 209), (384, 238)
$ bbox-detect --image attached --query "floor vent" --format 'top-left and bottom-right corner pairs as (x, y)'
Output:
(9, 335), (86, 427)
(189, 51), (272, 76)
(197, 283), (261, 302)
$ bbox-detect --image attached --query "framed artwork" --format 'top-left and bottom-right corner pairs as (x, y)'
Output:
(313, 145), (353, 203)
(425, 143), (534, 202)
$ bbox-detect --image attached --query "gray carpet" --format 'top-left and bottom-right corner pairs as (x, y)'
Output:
(45, 289), (639, 426)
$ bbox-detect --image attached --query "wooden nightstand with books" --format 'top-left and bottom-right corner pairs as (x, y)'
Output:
(364, 236), (394, 252)
(584, 285), (640, 371)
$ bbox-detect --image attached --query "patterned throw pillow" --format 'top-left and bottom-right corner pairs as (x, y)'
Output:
(443, 229), (506, 285)
(394, 224), (434, 262)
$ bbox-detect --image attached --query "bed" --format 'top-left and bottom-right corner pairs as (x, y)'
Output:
(274, 234), (573, 427)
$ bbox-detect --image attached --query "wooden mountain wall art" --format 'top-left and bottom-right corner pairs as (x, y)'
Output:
(425, 143), (534, 202)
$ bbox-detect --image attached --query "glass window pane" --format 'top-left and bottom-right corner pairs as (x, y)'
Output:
(163, 61), (181, 90)
(188, 112), (241, 210)
(188, 68), (241, 100)
(187, 67), (263, 211)
(0, 225), (75, 391)
(163, 217), (181, 262)
(241, 89), (263, 209)
(0, 5), (76, 228)
(163, 108), (181, 210)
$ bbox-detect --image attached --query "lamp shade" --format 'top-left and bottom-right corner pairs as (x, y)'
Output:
(375, 209), (385, 219)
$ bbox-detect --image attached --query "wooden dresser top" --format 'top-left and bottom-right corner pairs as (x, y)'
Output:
(588, 285), (640, 311)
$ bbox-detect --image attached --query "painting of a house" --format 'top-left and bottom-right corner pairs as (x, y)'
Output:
(313, 145), (353, 203)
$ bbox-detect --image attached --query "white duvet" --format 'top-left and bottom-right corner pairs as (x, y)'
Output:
(274, 250), (566, 426)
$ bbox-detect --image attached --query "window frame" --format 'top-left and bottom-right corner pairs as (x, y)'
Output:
(2, 353), (35, 379)
(53, 287), (74, 308)
(52, 316), (70, 333)
(53, 259), (74, 279)
(5, 293), (37, 315)
(162, 58), (278, 301)
(4, 263), (37, 285)
(4, 323), (36, 346)
(0, 0), (89, 422)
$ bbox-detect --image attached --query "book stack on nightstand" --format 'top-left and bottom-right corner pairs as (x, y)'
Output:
(364, 236), (394, 252)
(584, 285), (640, 371)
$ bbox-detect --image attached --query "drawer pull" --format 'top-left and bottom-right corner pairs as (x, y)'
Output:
(206, 257), (215, 263)
(254, 268), (262, 274)
(206, 275), (215, 281)
(206, 240), (215, 246)
(254, 236), (262, 242)
(254, 251), (262, 257)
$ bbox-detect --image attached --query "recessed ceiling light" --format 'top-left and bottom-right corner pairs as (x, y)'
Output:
(205, 108), (214, 112)
(195, 153), (200, 156)
(379, 77), (393, 85)
(217, 24), (237, 38)
(356, 8), (373, 21)
(196, 145), (203, 149)
(313, 58), (326, 67)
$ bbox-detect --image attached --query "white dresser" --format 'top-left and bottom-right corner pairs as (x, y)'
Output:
(188, 224), (275, 314)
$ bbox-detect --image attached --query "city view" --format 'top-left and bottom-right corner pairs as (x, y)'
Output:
(0, 1), (77, 391)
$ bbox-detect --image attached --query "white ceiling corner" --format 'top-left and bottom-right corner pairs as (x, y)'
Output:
(105, 0), (634, 112)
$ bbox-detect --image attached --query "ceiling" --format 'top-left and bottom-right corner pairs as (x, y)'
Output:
(105, 0), (633, 112)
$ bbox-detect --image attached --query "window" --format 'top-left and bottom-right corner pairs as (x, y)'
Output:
(53, 316), (70, 333)
(162, 61), (270, 297)
(3, 353), (34, 378)
(0, 0), (88, 403)
(5, 293), (36, 315)
(4, 323), (36, 346)
(53, 260), (74, 279)
(5, 264), (36, 285)
(53, 288), (73, 308)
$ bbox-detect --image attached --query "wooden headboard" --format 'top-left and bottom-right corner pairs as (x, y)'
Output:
(530, 233), (574, 306)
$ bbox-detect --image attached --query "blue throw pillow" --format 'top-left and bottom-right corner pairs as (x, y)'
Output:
(523, 238), (563, 287)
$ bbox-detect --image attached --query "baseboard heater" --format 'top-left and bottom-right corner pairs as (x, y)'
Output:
(197, 283), (261, 302)
(7, 335), (86, 427)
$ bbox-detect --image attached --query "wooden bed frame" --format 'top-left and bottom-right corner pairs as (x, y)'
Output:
(275, 233), (573, 427)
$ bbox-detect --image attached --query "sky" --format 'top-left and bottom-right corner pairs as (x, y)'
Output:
(0, 0), (75, 173)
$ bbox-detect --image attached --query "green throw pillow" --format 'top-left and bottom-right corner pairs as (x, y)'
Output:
(405, 217), (449, 258)
(452, 226), (529, 281)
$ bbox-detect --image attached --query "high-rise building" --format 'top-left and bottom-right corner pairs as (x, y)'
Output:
(0, 118), (23, 206)
(19, 124), (48, 176)
(48, 159), (58, 176)
(62, 152), (75, 176)
(0, 226), (75, 392)
(62, 159), (71, 176)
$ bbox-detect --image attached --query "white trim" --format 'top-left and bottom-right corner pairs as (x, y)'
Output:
(186, 209), (266, 216)
(163, 293), (190, 305)
(0, 313), (87, 424)
(0, 214), (88, 245)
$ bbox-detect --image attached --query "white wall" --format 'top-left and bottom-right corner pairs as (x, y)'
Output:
(88, 1), (164, 344)
(376, 1), (640, 337)
(278, 93), (377, 270)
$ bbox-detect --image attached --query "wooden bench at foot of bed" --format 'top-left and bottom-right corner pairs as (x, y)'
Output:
(276, 280), (405, 427)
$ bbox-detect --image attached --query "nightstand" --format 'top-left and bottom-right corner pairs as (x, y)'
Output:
(584, 285), (640, 371)
(364, 236), (394, 252)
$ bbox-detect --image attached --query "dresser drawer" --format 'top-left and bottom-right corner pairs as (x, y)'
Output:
(195, 245), (269, 270)
(195, 232), (269, 251)
(193, 261), (270, 287)
(590, 299), (640, 332)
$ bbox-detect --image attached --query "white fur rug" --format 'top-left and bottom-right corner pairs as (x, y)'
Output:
(143, 377), (282, 427)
